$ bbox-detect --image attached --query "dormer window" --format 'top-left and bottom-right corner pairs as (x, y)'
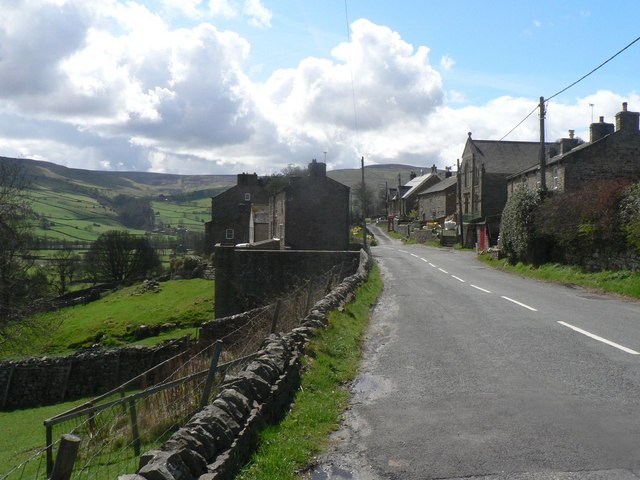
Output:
(244, 193), (251, 201)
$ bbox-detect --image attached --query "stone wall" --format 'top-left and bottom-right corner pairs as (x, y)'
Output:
(119, 249), (372, 480)
(0, 337), (192, 410)
(214, 247), (360, 318)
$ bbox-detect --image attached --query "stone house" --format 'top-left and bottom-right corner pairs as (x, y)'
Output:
(418, 174), (457, 224)
(271, 159), (351, 250)
(204, 173), (270, 254)
(388, 166), (443, 219)
(458, 133), (558, 249)
(507, 102), (640, 196)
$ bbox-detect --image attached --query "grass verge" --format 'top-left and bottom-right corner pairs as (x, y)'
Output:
(478, 255), (640, 299)
(235, 264), (383, 480)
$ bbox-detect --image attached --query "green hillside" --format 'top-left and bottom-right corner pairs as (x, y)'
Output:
(3, 156), (433, 245)
(1, 156), (234, 244)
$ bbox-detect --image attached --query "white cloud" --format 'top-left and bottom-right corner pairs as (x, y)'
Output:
(0, 2), (636, 176)
(440, 55), (455, 71)
(243, 0), (272, 28)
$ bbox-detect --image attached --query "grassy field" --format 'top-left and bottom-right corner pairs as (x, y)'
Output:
(3, 278), (214, 359)
(236, 265), (382, 480)
(0, 396), (91, 477)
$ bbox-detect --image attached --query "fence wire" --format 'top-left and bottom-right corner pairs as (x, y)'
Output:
(1, 263), (350, 479)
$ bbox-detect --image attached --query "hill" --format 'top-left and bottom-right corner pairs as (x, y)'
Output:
(1, 156), (433, 244)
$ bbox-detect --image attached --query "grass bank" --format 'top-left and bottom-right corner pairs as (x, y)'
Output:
(2, 278), (213, 359)
(478, 255), (640, 299)
(235, 264), (382, 480)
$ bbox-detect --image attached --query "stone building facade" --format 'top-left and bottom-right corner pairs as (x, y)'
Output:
(458, 133), (558, 249)
(418, 174), (457, 223)
(507, 102), (640, 196)
(271, 160), (350, 250)
(204, 173), (270, 254)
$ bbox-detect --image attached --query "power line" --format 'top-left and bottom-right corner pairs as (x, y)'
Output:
(499, 104), (538, 141)
(546, 34), (640, 102)
(499, 34), (640, 141)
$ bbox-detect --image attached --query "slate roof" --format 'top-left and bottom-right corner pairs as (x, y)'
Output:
(401, 173), (440, 199)
(463, 138), (558, 175)
(418, 175), (457, 195)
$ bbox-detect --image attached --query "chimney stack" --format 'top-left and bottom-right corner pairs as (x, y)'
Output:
(560, 130), (579, 154)
(615, 102), (639, 133)
(590, 116), (614, 142)
(308, 159), (327, 177)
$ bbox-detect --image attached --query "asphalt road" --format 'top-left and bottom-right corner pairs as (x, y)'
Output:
(309, 226), (640, 480)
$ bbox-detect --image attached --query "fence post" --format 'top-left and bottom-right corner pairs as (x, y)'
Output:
(2, 364), (15, 409)
(50, 434), (81, 480)
(270, 300), (282, 334)
(45, 421), (54, 475)
(304, 280), (314, 315)
(199, 341), (223, 409)
(128, 399), (141, 457)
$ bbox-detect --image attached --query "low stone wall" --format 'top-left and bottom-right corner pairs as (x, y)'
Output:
(119, 249), (372, 480)
(0, 337), (192, 410)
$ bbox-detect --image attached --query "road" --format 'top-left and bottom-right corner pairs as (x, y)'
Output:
(309, 226), (640, 480)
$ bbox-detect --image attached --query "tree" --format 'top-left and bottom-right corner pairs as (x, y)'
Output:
(85, 231), (161, 283)
(0, 161), (52, 352)
(51, 247), (81, 295)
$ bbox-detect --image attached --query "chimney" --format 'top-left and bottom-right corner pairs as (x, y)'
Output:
(431, 164), (437, 174)
(237, 172), (258, 185)
(308, 159), (326, 177)
(615, 102), (640, 133)
(560, 130), (579, 154)
(590, 116), (614, 142)
(410, 171), (417, 180)
(445, 166), (452, 178)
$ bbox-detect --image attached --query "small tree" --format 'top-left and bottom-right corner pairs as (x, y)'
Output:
(51, 248), (81, 295)
(0, 161), (54, 352)
(85, 231), (160, 283)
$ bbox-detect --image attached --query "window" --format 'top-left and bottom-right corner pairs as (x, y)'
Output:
(552, 167), (558, 190)
(464, 162), (469, 187)
(244, 193), (251, 201)
(536, 171), (541, 187)
(225, 229), (234, 240)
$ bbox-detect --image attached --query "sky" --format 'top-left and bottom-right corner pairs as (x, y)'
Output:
(0, 0), (639, 176)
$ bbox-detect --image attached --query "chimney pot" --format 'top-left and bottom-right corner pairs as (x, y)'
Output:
(569, 129), (575, 139)
(623, 102), (628, 112)
(599, 116), (604, 123)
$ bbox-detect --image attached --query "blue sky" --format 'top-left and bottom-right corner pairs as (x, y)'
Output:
(0, 0), (638, 174)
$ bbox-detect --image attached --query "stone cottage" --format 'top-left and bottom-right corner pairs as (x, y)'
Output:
(507, 102), (640, 195)
(418, 173), (457, 224)
(204, 173), (270, 254)
(458, 133), (558, 249)
(271, 160), (350, 250)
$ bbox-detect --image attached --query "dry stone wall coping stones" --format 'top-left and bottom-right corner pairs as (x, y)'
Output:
(117, 249), (373, 480)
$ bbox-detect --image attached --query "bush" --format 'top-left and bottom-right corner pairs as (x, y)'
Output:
(500, 188), (542, 264)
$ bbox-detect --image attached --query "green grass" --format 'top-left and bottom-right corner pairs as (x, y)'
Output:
(478, 255), (640, 299)
(0, 396), (90, 477)
(3, 279), (214, 358)
(235, 264), (382, 480)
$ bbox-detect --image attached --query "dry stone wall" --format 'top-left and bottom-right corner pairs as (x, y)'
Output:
(118, 249), (372, 480)
(0, 338), (192, 410)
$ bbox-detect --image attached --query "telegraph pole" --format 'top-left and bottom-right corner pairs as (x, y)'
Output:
(456, 158), (464, 246)
(361, 156), (367, 248)
(539, 96), (547, 192)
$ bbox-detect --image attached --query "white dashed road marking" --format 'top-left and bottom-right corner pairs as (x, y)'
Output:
(501, 296), (538, 312)
(471, 285), (492, 293)
(558, 321), (640, 355)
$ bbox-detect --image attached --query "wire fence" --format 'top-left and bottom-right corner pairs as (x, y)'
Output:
(1, 263), (350, 480)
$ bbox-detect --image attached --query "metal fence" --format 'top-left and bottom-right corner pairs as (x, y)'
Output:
(1, 264), (347, 480)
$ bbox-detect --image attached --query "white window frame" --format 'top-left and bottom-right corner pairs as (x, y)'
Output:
(225, 228), (234, 240)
